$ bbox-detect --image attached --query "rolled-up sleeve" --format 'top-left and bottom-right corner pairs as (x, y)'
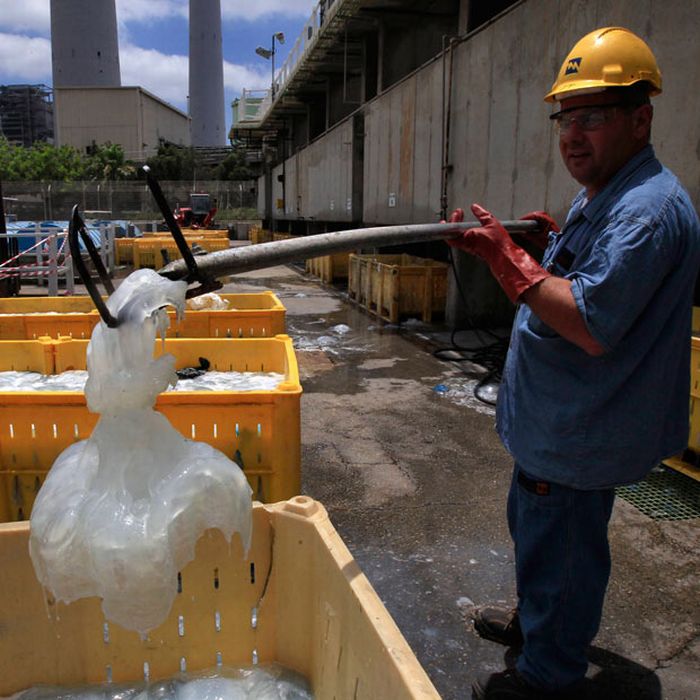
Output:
(569, 215), (673, 351)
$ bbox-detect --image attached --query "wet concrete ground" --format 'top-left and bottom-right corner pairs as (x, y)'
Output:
(219, 263), (699, 700)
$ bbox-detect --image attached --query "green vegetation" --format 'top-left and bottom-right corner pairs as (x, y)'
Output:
(0, 139), (256, 182)
(144, 143), (256, 181)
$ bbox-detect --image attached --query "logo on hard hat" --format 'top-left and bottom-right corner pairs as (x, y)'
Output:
(565, 57), (582, 75)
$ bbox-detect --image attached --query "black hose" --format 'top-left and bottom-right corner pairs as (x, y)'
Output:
(431, 248), (510, 407)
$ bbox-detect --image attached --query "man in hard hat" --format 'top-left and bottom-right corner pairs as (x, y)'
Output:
(446, 27), (700, 699)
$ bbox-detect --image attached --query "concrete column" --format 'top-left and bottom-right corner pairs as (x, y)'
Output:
(458, 0), (471, 34)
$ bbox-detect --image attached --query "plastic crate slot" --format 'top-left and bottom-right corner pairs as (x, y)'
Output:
(214, 329), (220, 338)
(216, 651), (223, 667)
(106, 665), (112, 683)
(31, 424), (36, 439)
(213, 423), (218, 439)
(73, 424), (79, 439)
(52, 424), (58, 439)
(178, 615), (185, 637)
(177, 572), (182, 593)
(180, 657), (187, 673)
(235, 423), (240, 438)
(213, 568), (219, 589)
(257, 423), (262, 436)
(251, 607), (258, 629)
(250, 562), (255, 584)
(12, 476), (21, 505)
(252, 649), (258, 665)
(9, 423), (14, 439)
(215, 610), (221, 632)
(103, 622), (110, 644)
(237, 329), (243, 338)
(191, 424), (196, 439)
(143, 662), (150, 682)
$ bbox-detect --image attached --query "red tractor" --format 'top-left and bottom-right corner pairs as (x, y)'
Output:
(174, 193), (217, 229)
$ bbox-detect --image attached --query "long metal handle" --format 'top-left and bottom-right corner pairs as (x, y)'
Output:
(157, 220), (539, 282)
(68, 206), (120, 328)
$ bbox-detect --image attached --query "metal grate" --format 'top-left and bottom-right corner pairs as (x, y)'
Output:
(617, 465), (700, 520)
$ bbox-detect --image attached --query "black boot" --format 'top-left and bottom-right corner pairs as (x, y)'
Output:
(472, 605), (524, 648)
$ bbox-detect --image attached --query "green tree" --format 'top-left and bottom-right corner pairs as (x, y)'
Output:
(84, 143), (137, 180)
(213, 147), (255, 180)
(144, 143), (198, 180)
(0, 137), (86, 180)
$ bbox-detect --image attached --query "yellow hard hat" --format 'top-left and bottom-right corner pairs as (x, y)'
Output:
(544, 27), (662, 103)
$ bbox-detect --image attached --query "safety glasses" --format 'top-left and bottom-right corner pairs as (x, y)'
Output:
(550, 104), (625, 132)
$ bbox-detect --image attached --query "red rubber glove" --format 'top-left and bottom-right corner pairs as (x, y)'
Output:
(517, 211), (560, 250)
(447, 204), (551, 303)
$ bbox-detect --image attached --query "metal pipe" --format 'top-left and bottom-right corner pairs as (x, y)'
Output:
(158, 220), (538, 281)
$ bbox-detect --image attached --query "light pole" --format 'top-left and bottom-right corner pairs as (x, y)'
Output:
(255, 31), (285, 98)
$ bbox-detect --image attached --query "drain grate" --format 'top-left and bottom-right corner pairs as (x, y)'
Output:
(617, 465), (700, 520)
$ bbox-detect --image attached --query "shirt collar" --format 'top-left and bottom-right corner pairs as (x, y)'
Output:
(561, 144), (656, 230)
(578, 144), (656, 224)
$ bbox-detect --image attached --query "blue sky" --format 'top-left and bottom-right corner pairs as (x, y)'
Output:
(0, 0), (317, 135)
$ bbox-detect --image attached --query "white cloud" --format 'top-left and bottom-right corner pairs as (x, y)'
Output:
(119, 43), (269, 111)
(223, 61), (270, 93)
(0, 0), (50, 35)
(0, 32), (52, 82)
(119, 45), (189, 108)
(222, 0), (316, 22)
(116, 0), (186, 25)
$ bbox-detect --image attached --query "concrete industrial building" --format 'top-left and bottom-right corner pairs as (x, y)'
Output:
(233, 0), (700, 326)
(49, 0), (191, 159)
(53, 86), (190, 161)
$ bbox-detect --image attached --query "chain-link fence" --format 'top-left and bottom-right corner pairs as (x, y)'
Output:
(2, 180), (257, 221)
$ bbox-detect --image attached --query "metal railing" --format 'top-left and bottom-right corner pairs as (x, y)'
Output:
(236, 0), (343, 127)
(0, 224), (117, 296)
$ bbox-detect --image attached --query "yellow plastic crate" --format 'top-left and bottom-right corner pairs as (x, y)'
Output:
(272, 232), (299, 242)
(115, 237), (135, 265)
(348, 254), (448, 324)
(0, 496), (439, 699)
(305, 252), (352, 283)
(132, 237), (230, 269)
(249, 227), (272, 245)
(0, 292), (286, 340)
(664, 335), (700, 482)
(0, 335), (301, 520)
(142, 229), (230, 239)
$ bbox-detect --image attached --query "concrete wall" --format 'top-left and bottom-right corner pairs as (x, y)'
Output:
(264, 0), (700, 323)
(272, 119), (357, 224)
(54, 87), (190, 160)
(364, 58), (445, 225)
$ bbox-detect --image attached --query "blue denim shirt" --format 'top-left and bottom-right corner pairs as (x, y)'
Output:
(497, 145), (700, 489)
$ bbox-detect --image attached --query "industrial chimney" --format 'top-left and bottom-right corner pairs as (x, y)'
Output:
(189, 0), (227, 146)
(50, 0), (121, 87)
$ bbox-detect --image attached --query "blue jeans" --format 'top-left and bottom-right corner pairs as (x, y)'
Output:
(507, 464), (616, 691)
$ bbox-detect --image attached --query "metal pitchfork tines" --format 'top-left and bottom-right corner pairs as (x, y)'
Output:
(67, 205), (119, 328)
(68, 167), (223, 328)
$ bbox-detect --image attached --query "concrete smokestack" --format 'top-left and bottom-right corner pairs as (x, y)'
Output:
(189, 0), (227, 146)
(50, 0), (121, 87)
